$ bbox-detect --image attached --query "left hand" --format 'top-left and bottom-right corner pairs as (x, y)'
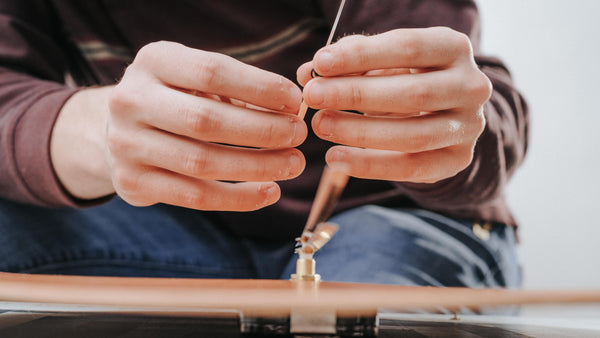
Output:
(298, 27), (491, 183)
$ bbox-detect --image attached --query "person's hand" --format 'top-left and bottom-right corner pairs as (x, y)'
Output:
(298, 27), (491, 183)
(106, 41), (306, 210)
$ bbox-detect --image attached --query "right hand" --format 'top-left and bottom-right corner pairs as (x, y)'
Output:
(107, 41), (306, 211)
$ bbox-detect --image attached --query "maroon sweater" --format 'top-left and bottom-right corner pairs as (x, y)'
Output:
(0, 1), (528, 239)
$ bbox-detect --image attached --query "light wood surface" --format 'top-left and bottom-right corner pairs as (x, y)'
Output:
(1, 272), (599, 317)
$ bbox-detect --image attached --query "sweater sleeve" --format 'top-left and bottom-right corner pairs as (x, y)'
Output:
(317, 0), (529, 225)
(0, 1), (83, 207)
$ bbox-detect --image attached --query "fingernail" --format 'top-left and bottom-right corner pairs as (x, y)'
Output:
(307, 81), (325, 106)
(267, 184), (278, 197)
(327, 148), (344, 162)
(291, 120), (306, 145)
(259, 183), (279, 202)
(288, 153), (302, 175)
(290, 84), (302, 103)
(285, 85), (302, 112)
(316, 51), (334, 73)
(316, 113), (333, 136)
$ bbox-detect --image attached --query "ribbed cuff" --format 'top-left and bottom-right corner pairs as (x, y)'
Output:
(12, 85), (108, 207)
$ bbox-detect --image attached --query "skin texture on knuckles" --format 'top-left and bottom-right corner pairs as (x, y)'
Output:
(298, 27), (491, 185)
(102, 42), (309, 211)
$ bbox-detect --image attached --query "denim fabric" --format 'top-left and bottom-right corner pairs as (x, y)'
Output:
(0, 198), (521, 291)
(0, 197), (294, 278)
(291, 205), (522, 290)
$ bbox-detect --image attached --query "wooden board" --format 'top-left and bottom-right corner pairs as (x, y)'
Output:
(1, 272), (599, 317)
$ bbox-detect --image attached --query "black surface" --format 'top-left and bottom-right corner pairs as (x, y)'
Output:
(0, 313), (240, 338)
(1, 311), (598, 337)
(379, 319), (532, 338)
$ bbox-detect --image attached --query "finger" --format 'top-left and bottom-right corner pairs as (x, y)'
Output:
(304, 68), (486, 113)
(113, 84), (307, 149)
(115, 168), (281, 211)
(297, 61), (314, 87)
(363, 68), (412, 77)
(312, 109), (485, 153)
(134, 41), (302, 114)
(298, 62), (412, 88)
(313, 27), (473, 77)
(133, 128), (305, 182)
(325, 145), (473, 183)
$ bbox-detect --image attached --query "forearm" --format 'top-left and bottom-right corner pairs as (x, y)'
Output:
(0, 2), (114, 206)
(50, 86), (115, 200)
(0, 68), (84, 206)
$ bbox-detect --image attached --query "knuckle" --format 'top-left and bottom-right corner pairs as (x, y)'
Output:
(457, 69), (492, 109)
(253, 82), (269, 102)
(109, 83), (139, 114)
(462, 69), (493, 105)
(134, 44), (155, 63)
(475, 71), (493, 102)
(112, 167), (140, 195)
(258, 122), (277, 147)
(472, 109), (487, 136)
(452, 31), (473, 56)
(354, 125), (369, 147)
(193, 52), (221, 89)
(183, 103), (217, 135)
(138, 41), (163, 57)
(401, 34), (422, 63)
(176, 188), (205, 208)
(106, 127), (134, 156)
(135, 41), (172, 65)
(407, 80), (432, 110)
(183, 149), (209, 176)
(252, 157), (270, 180)
(406, 131), (436, 152)
(430, 26), (471, 56)
(352, 44), (368, 68)
(349, 83), (364, 107)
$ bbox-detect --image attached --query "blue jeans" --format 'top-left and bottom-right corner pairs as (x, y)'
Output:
(0, 197), (521, 289)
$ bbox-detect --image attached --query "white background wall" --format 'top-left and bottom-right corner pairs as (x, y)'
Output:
(477, 1), (600, 317)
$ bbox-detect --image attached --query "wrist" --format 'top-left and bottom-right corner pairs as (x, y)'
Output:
(50, 86), (114, 200)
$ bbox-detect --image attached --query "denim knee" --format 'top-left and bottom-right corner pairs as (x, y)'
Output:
(0, 198), (255, 277)
(288, 205), (521, 289)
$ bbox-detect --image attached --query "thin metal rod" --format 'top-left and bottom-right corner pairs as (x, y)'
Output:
(326, 0), (347, 46)
(297, 0), (347, 120)
(301, 165), (349, 242)
(297, 0), (349, 247)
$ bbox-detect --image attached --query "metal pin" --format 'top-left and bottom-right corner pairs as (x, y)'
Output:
(300, 165), (349, 244)
(297, 0), (346, 120)
(300, 222), (339, 255)
(292, 0), (348, 282)
(326, 0), (347, 46)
